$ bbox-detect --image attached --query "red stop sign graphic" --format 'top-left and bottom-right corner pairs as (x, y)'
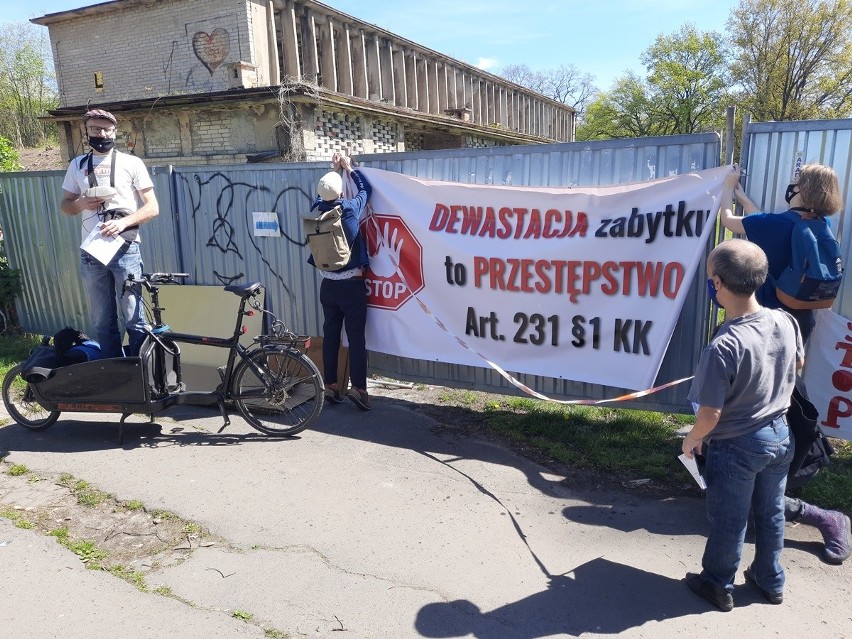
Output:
(362, 214), (424, 310)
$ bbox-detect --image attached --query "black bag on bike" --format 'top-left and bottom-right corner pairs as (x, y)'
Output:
(19, 345), (64, 383)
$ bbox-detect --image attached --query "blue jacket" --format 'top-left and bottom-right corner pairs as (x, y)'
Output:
(308, 169), (372, 272)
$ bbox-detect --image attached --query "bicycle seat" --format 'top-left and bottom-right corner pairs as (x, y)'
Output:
(224, 282), (263, 297)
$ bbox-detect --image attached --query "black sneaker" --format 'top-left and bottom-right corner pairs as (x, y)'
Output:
(685, 572), (733, 612)
(743, 567), (783, 604)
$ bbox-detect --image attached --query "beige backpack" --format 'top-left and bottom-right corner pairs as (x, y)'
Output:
(300, 205), (351, 271)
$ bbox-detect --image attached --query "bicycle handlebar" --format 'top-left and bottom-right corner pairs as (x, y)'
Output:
(124, 273), (189, 292)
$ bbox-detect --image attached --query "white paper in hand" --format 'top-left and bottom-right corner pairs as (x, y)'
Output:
(81, 223), (124, 265)
(678, 453), (707, 490)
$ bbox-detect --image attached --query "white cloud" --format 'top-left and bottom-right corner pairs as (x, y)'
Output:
(475, 57), (499, 71)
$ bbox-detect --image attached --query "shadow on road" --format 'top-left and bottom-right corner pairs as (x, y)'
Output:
(414, 556), (760, 637)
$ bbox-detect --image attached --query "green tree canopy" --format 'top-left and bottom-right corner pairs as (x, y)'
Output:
(728, 0), (852, 120)
(0, 21), (58, 147)
(577, 26), (728, 140)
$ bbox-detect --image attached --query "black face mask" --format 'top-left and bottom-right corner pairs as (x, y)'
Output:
(784, 183), (799, 205)
(88, 136), (115, 153)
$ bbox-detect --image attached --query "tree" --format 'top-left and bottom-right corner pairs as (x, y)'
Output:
(0, 22), (58, 147)
(576, 73), (661, 140)
(641, 25), (729, 134)
(576, 26), (729, 140)
(728, 0), (852, 120)
(0, 136), (20, 171)
(500, 63), (597, 118)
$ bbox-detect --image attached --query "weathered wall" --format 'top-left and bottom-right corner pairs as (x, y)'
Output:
(49, 0), (269, 106)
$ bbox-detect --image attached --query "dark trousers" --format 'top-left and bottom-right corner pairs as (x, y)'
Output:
(320, 277), (368, 389)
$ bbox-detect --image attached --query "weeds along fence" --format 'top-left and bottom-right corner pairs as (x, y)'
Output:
(5, 122), (848, 412)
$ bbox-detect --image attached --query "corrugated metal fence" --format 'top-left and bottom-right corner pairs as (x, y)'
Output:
(0, 133), (721, 414)
(5, 120), (849, 412)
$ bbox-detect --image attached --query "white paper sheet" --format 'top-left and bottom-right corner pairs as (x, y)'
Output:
(678, 453), (707, 490)
(80, 222), (124, 265)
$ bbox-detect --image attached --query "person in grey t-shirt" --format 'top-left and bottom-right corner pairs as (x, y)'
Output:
(682, 239), (803, 612)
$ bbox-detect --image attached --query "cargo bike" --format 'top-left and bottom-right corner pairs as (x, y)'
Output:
(2, 273), (323, 441)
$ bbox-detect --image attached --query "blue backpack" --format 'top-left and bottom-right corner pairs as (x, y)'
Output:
(774, 210), (843, 310)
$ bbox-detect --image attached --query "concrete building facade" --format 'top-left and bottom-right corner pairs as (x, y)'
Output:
(34, 0), (576, 165)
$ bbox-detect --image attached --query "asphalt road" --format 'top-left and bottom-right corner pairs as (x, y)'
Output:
(1, 387), (849, 639)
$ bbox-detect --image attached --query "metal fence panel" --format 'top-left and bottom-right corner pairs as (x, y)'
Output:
(1, 133), (721, 413)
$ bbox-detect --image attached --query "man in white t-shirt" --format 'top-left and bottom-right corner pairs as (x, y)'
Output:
(60, 109), (159, 357)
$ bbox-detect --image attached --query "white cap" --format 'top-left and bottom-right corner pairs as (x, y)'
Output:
(317, 171), (343, 201)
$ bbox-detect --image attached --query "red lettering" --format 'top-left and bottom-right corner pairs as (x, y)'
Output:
(822, 396), (852, 429)
(543, 210), (561, 238)
(663, 263), (685, 299)
(582, 261), (602, 295)
(460, 206), (483, 235)
(429, 203), (449, 231)
(497, 208), (512, 239)
(636, 262), (663, 297)
(600, 261), (619, 296)
(831, 369), (852, 392)
(473, 256), (488, 288)
(534, 260), (552, 293)
(446, 205), (464, 233)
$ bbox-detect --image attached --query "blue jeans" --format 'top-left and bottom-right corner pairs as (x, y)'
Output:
(701, 416), (794, 594)
(80, 242), (148, 358)
(319, 277), (368, 389)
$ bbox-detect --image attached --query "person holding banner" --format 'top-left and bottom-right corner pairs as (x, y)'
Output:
(720, 163), (844, 343)
(683, 239), (801, 611)
(310, 152), (373, 411)
(719, 165), (850, 566)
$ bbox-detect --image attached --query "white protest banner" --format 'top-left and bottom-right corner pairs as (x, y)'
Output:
(358, 166), (729, 391)
(801, 310), (852, 441)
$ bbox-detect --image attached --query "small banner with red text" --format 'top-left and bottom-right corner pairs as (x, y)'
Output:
(802, 310), (852, 441)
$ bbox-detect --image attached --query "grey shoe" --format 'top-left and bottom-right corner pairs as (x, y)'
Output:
(324, 385), (344, 404)
(347, 387), (371, 411)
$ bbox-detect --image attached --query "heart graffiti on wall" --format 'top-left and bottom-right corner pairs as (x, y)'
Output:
(192, 28), (230, 74)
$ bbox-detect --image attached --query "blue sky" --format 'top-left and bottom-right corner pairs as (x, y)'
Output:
(14, 0), (742, 90)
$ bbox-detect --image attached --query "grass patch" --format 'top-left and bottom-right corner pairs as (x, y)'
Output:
(797, 439), (852, 513)
(232, 610), (254, 621)
(7, 464), (28, 476)
(0, 506), (32, 528)
(49, 527), (108, 568)
(109, 564), (148, 591)
(432, 387), (851, 514)
(483, 398), (686, 482)
(0, 333), (43, 378)
(57, 475), (110, 508)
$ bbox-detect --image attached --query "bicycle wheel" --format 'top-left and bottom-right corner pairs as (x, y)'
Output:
(233, 347), (323, 436)
(2, 364), (60, 430)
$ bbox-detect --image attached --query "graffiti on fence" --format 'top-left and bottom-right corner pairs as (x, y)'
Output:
(178, 172), (312, 297)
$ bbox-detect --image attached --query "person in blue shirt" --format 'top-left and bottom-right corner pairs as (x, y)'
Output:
(310, 152), (373, 410)
(717, 164), (850, 566)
